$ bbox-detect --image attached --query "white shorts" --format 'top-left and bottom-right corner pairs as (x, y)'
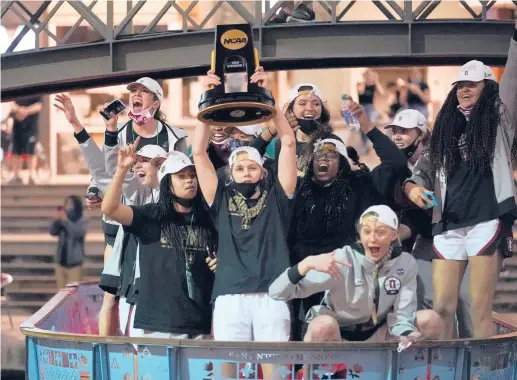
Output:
(132, 330), (208, 340)
(433, 219), (502, 260)
(213, 293), (290, 342)
(118, 297), (132, 336)
(118, 299), (143, 338)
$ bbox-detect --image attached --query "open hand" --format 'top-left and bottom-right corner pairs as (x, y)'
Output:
(54, 94), (80, 126)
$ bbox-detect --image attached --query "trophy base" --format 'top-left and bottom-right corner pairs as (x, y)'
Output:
(198, 87), (276, 127)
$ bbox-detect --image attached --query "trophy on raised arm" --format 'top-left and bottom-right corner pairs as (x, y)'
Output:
(198, 24), (276, 127)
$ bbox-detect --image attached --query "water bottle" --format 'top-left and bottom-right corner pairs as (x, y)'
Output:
(341, 94), (361, 132)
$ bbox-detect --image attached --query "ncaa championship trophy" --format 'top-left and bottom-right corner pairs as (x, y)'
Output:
(198, 24), (276, 127)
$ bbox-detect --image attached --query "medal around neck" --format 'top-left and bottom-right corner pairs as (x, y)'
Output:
(198, 24), (276, 127)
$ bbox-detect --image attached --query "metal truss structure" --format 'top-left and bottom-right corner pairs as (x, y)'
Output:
(2, 0), (516, 100)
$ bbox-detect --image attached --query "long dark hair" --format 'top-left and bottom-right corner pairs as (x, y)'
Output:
(287, 98), (334, 165)
(290, 156), (354, 243)
(425, 80), (505, 176)
(156, 174), (215, 250)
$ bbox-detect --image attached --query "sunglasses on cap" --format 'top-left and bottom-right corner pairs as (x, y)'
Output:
(297, 85), (316, 97)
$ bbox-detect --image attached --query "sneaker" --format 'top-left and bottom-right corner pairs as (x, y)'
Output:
(267, 9), (290, 24)
(287, 4), (315, 22)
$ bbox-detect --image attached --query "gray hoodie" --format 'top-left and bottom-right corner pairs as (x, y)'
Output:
(268, 244), (418, 337)
(74, 129), (158, 299)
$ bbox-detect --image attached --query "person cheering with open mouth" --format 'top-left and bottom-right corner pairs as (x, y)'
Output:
(270, 205), (442, 344)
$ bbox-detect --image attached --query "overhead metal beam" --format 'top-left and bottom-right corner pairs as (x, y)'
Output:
(5, 1), (51, 53)
(1, 1), (15, 18)
(1, 21), (514, 101)
(67, 1), (110, 40)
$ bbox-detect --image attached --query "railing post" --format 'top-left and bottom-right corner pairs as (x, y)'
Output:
(93, 343), (110, 380)
(168, 346), (179, 380)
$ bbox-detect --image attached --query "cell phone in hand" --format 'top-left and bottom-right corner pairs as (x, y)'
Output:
(84, 193), (102, 202)
(424, 191), (438, 208)
(100, 99), (126, 121)
(206, 247), (216, 260)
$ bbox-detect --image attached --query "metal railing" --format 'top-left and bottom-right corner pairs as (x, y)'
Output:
(20, 282), (517, 380)
(2, 0), (516, 56)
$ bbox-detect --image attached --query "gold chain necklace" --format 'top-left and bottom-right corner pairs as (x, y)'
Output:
(228, 190), (268, 229)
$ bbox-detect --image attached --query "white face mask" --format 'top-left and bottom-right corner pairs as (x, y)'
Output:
(129, 101), (158, 126)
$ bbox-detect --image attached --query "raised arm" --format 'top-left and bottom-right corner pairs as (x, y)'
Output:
(101, 144), (136, 226)
(192, 122), (218, 206)
(273, 107), (297, 197)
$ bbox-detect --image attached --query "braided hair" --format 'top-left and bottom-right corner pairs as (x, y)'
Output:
(156, 174), (215, 251)
(290, 155), (354, 243)
(425, 80), (506, 177)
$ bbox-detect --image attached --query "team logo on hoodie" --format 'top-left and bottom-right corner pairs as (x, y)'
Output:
(384, 276), (401, 295)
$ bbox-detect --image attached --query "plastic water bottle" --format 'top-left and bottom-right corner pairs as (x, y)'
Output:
(342, 94), (361, 132)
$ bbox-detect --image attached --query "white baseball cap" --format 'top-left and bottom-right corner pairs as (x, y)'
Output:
(127, 77), (164, 101)
(136, 144), (168, 166)
(313, 138), (348, 159)
(452, 60), (497, 85)
(288, 83), (325, 103)
(229, 146), (263, 169)
(223, 125), (262, 137)
(384, 109), (428, 133)
(484, 65), (496, 81)
(158, 151), (195, 183)
(359, 205), (399, 230)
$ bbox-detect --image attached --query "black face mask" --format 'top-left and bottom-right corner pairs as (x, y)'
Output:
(297, 118), (319, 134)
(173, 195), (194, 208)
(231, 182), (258, 198)
(401, 138), (420, 158)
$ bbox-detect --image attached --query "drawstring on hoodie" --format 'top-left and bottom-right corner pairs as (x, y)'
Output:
(371, 245), (393, 325)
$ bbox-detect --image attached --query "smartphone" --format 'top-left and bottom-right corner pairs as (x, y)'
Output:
(100, 99), (126, 121)
(424, 191), (438, 208)
(84, 193), (102, 202)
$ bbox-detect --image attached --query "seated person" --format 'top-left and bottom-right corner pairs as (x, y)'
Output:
(269, 205), (443, 343)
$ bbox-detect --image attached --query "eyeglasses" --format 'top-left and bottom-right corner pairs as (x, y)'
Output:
(314, 151), (340, 161)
